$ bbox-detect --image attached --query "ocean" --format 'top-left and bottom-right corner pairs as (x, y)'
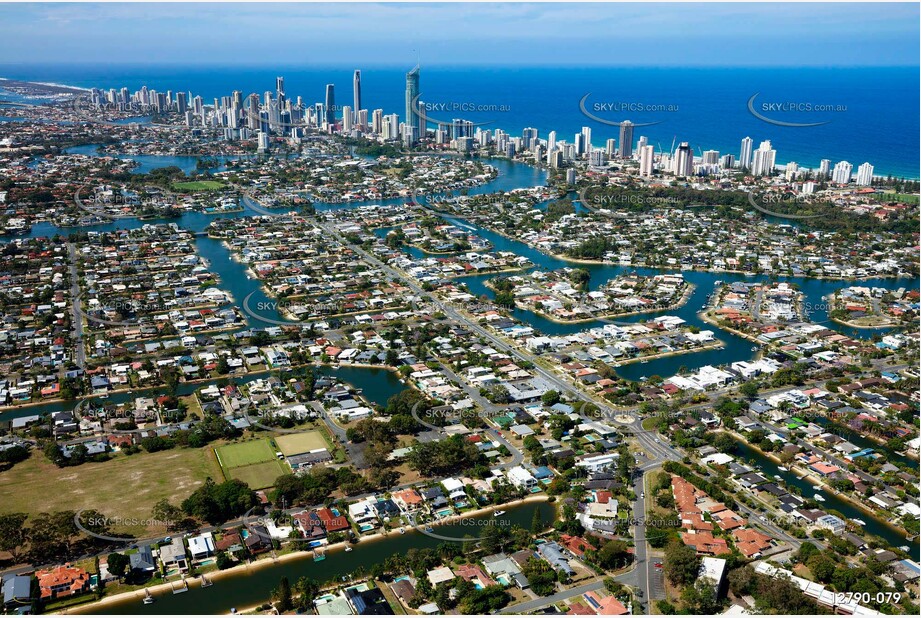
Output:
(1, 64), (918, 178)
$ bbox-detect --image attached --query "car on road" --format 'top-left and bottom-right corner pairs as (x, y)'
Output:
(654, 562), (663, 568)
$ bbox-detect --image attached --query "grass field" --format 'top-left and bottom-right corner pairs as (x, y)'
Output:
(227, 460), (288, 490)
(0, 449), (221, 536)
(882, 192), (920, 205)
(171, 180), (226, 192)
(275, 431), (327, 457)
(215, 439), (276, 469)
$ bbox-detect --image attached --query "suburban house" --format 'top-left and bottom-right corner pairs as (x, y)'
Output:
(159, 537), (188, 571)
(35, 564), (91, 601)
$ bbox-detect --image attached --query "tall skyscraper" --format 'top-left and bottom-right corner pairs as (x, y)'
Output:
(618, 121), (634, 158)
(405, 65), (421, 142)
(702, 150), (720, 166)
(547, 131), (557, 153)
(832, 161), (853, 184)
(353, 70), (361, 122)
(324, 84), (336, 126)
(739, 136), (753, 170)
(175, 92), (187, 114)
(751, 140), (776, 176)
(673, 142), (694, 176)
(342, 106), (353, 133)
(856, 162), (874, 186)
(581, 126), (592, 156)
(247, 93), (260, 130)
(276, 77), (285, 97)
(639, 144), (655, 177)
(605, 138), (617, 159)
(522, 127), (538, 149)
(372, 108), (384, 134)
(819, 159), (831, 179)
(636, 135), (648, 159)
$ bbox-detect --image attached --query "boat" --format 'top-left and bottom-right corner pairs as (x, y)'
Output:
(814, 493), (825, 502)
(344, 546), (353, 552)
(200, 574), (212, 588)
(773, 474), (783, 481)
(143, 590), (154, 604)
(493, 510), (506, 516)
(899, 545), (910, 552)
(640, 359), (649, 364)
(424, 526), (434, 533)
(398, 527), (406, 534)
(852, 518), (866, 526)
(751, 346), (758, 351)
(172, 579), (188, 594)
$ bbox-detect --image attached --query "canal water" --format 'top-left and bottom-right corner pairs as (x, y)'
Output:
(80, 501), (555, 615)
(4, 148), (912, 406)
(2, 138), (917, 612)
(731, 439), (918, 554)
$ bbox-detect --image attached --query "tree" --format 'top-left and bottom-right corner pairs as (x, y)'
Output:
(807, 553), (836, 583)
(664, 540), (700, 586)
(739, 381), (759, 399)
(531, 508), (544, 535)
(181, 478), (256, 525)
(713, 432), (736, 454)
(294, 577), (320, 611)
(216, 552), (234, 570)
(151, 499), (184, 532)
(596, 540), (631, 570)
(0, 513), (29, 558)
(107, 552), (130, 579)
(541, 390), (561, 406)
(521, 557), (556, 596)
(274, 576), (293, 612)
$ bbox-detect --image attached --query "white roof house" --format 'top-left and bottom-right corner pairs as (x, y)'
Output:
(507, 466), (537, 489)
(187, 532), (215, 559)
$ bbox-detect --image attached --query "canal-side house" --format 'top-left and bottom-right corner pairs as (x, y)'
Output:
(159, 537), (188, 572)
(35, 564), (91, 601)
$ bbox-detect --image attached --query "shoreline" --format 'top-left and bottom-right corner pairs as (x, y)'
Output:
(698, 309), (764, 345)
(0, 360), (402, 417)
(729, 430), (913, 541)
(64, 495), (551, 615)
(484, 278), (697, 325)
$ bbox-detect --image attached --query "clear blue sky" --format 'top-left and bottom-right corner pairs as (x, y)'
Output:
(0, 2), (917, 67)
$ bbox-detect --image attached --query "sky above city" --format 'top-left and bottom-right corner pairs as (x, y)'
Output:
(0, 2), (918, 67)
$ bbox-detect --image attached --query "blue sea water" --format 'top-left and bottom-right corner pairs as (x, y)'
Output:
(1, 64), (918, 177)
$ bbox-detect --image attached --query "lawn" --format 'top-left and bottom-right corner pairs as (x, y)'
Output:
(227, 460), (289, 490)
(171, 180), (226, 192)
(215, 439), (276, 469)
(0, 449), (221, 536)
(274, 431), (327, 457)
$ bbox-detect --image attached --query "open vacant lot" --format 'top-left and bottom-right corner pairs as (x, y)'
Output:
(0, 449), (221, 536)
(275, 431), (327, 457)
(171, 180), (226, 192)
(228, 460), (288, 490)
(215, 439), (276, 469)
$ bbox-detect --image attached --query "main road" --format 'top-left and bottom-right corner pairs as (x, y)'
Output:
(66, 242), (86, 369)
